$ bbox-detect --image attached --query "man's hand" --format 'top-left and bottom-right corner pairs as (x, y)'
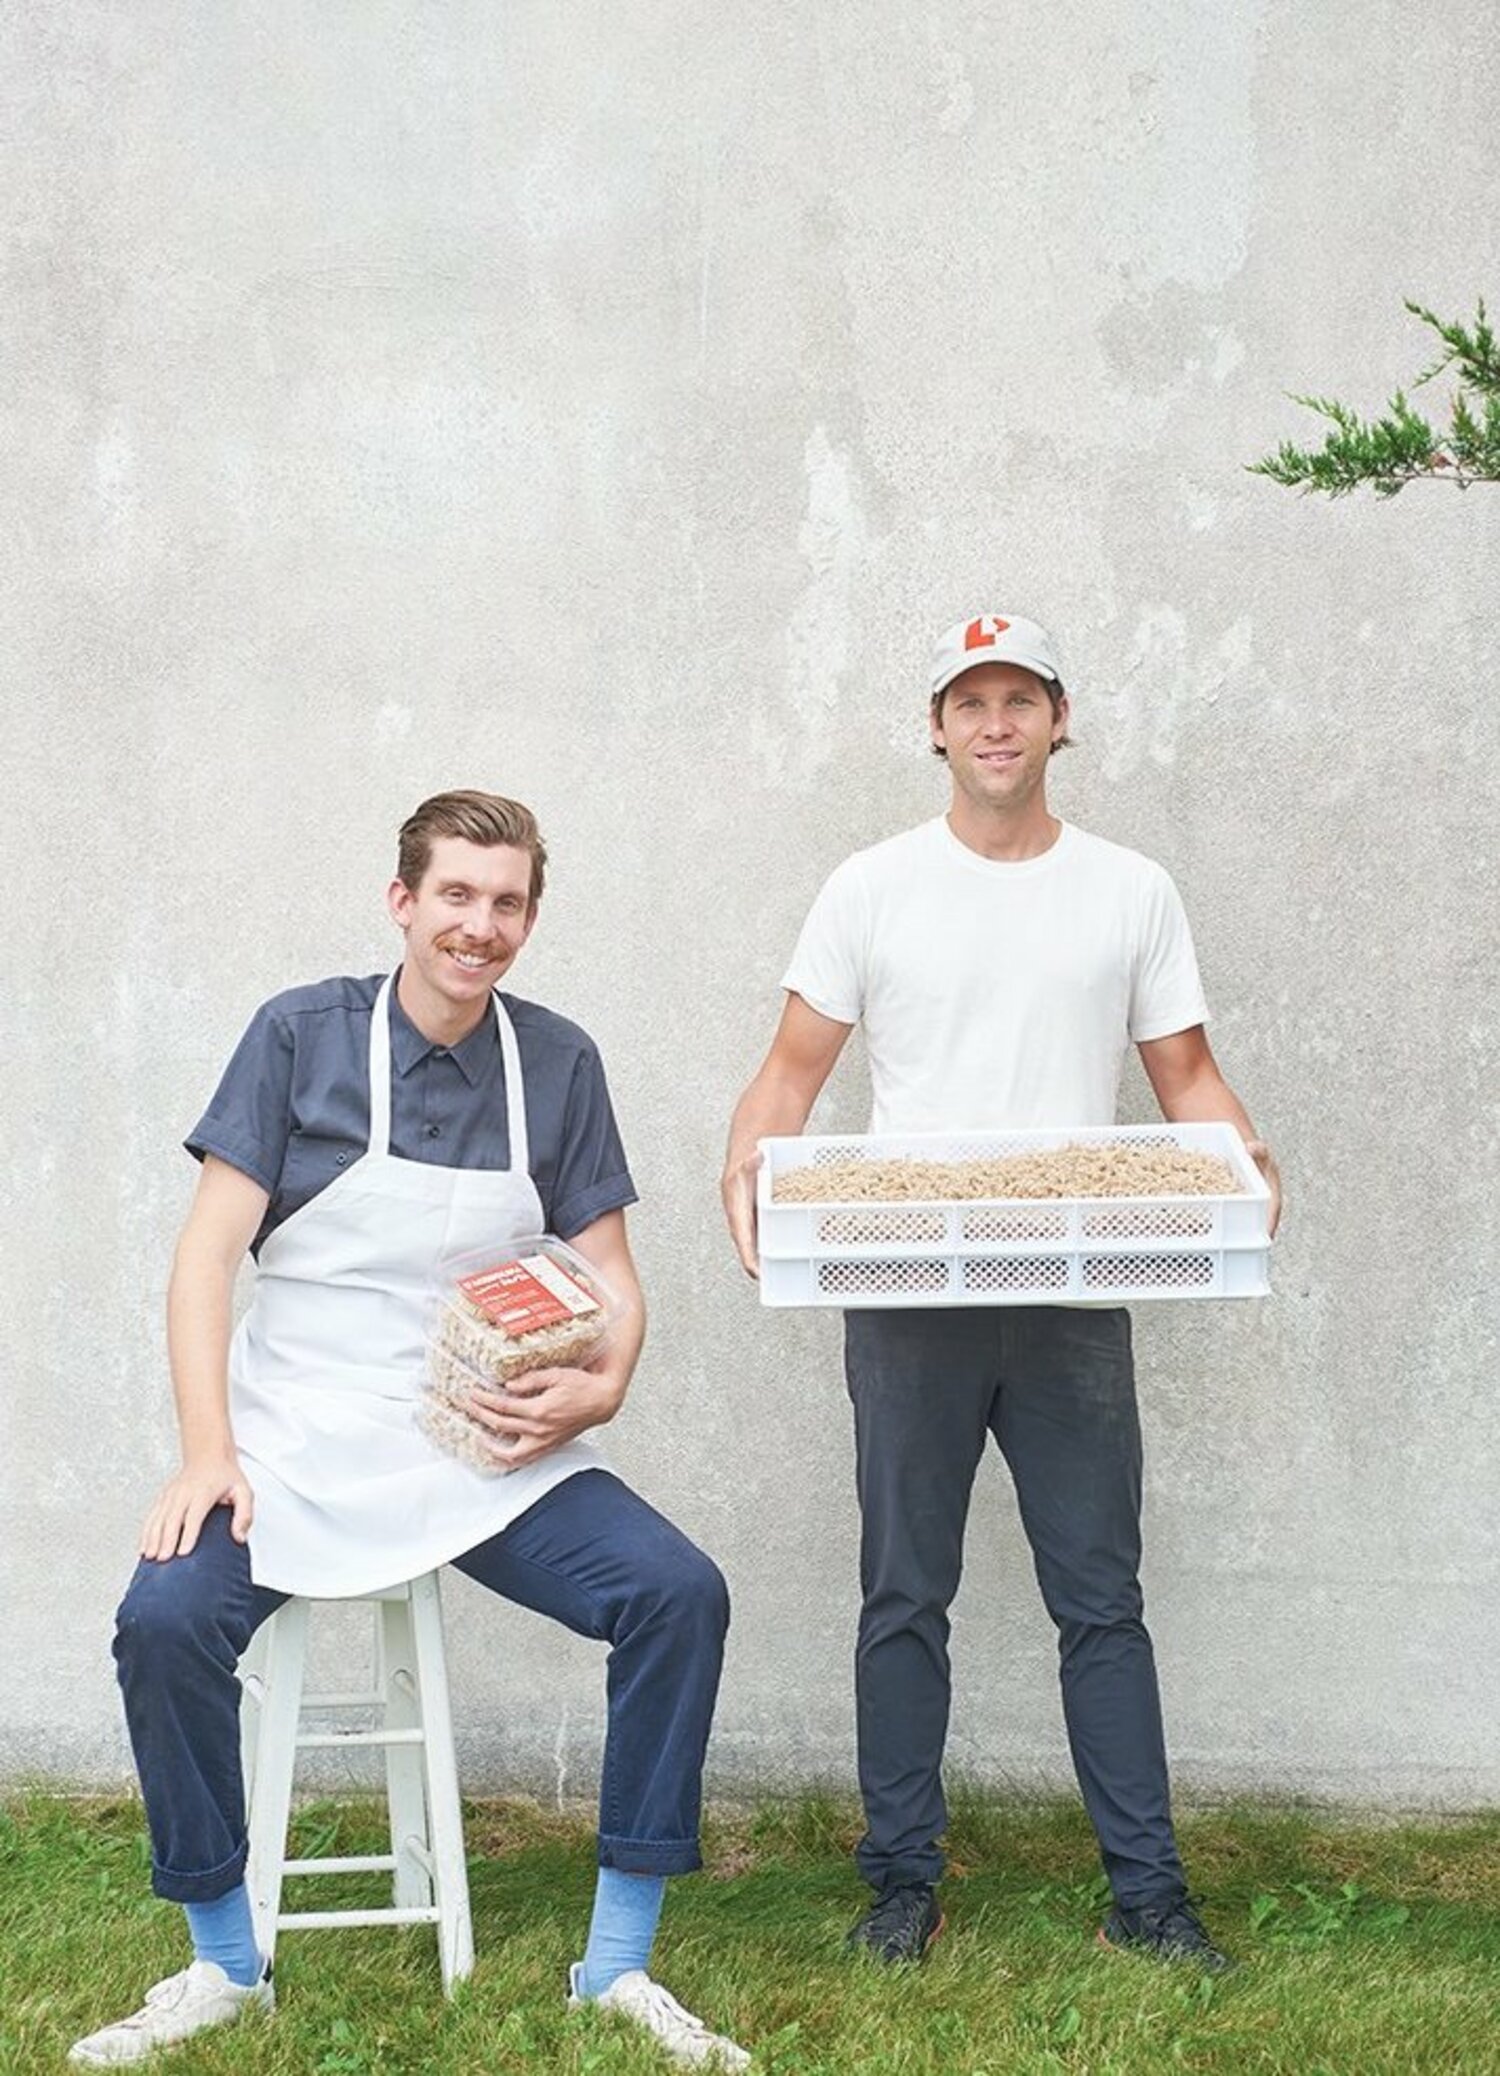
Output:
(140, 1454), (254, 1561)
(1246, 1139), (1282, 1238)
(721, 995), (854, 1279)
(466, 1365), (626, 1470)
(720, 1147), (764, 1279)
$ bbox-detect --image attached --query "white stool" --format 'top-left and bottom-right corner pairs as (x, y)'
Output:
(238, 1571), (474, 1992)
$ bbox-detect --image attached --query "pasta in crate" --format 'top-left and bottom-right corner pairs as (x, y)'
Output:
(756, 1126), (1272, 1310)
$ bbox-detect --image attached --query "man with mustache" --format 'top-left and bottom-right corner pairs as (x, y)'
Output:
(723, 615), (1279, 1974)
(73, 790), (747, 2071)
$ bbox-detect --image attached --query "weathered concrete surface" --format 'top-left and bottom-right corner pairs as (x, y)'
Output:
(4, 2), (1497, 1811)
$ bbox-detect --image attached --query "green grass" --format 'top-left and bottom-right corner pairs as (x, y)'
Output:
(4, 1792), (1499, 2073)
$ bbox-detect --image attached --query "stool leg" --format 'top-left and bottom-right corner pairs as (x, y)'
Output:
(238, 1623), (269, 1813)
(409, 1573), (474, 1990)
(379, 1591), (434, 1914)
(243, 1599), (309, 1969)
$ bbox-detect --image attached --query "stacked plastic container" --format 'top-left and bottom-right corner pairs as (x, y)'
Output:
(420, 1236), (618, 1471)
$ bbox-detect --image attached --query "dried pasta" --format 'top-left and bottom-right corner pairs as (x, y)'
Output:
(772, 1144), (1241, 1203)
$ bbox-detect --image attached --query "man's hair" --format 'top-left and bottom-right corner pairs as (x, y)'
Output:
(929, 676), (1075, 759)
(396, 791), (548, 905)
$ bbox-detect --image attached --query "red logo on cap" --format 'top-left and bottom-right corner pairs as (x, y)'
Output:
(964, 616), (1010, 650)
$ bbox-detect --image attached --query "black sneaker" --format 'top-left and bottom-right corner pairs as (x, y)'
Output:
(846, 1882), (945, 1962)
(1098, 1895), (1236, 1973)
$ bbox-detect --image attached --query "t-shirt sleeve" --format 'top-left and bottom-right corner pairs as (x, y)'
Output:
(1129, 865), (1210, 1042)
(779, 857), (867, 1025)
(184, 1001), (296, 1193)
(548, 1041), (638, 1241)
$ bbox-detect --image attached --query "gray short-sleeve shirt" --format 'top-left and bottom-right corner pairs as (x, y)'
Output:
(186, 973), (637, 1255)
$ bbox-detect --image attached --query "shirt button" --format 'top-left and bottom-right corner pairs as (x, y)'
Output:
(335, 1153), (349, 1167)
(434, 1048), (448, 1058)
(426, 1124), (441, 1139)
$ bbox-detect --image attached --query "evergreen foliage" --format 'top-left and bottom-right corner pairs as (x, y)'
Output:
(1250, 300), (1500, 496)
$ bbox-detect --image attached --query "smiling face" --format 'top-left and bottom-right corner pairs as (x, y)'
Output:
(387, 836), (538, 1042)
(930, 662), (1069, 818)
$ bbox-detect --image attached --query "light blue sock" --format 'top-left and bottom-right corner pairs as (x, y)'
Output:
(576, 1868), (667, 1998)
(183, 1885), (262, 1987)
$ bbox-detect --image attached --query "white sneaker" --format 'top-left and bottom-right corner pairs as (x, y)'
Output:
(68, 1960), (274, 2066)
(569, 1964), (750, 2070)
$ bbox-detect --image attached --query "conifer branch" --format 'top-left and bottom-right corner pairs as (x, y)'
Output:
(1250, 300), (1500, 496)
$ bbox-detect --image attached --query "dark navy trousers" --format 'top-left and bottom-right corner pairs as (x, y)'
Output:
(113, 1469), (728, 1902)
(844, 1306), (1187, 1909)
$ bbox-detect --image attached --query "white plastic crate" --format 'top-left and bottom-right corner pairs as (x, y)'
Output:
(756, 1123), (1271, 1308)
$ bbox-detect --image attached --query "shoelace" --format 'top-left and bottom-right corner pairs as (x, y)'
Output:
(1139, 1897), (1210, 1942)
(628, 1979), (715, 2040)
(867, 1884), (929, 1932)
(110, 1970), (198, 2032)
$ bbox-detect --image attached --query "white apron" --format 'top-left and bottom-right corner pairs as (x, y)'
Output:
(229, 974), (602, 1595)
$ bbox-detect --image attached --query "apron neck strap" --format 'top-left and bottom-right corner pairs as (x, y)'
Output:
(492, 990), (530, 1175)
(368, 975), (395, 1154)
(367, 975), (530, 1174)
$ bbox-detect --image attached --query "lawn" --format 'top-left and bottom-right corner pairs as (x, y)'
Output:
(3, 1792), (1498, 2074)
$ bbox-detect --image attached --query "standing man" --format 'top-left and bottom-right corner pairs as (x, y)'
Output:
(723, 615), (1279, 1971)
(72, 791), (747, 2071)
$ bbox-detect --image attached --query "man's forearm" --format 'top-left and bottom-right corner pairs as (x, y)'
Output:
(722, 997), (853, 1274)
(592, 1290), (645, 1414)
(143, 1235), (252, 1557)
(725, 1069), (817, 1173)
(563, 1211), (646, 1419)
(1154, 1066), (1258, 1141)
(165, 1239), (240, 1463)
(1149, 1056), (1281, 1235)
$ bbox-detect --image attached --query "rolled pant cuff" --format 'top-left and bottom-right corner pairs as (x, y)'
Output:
(150, 1841), (249, 1904)
(858, 1860), (944, 1893)
(856, 1838), (945, 1890)
(598, 1834), (702, 1877)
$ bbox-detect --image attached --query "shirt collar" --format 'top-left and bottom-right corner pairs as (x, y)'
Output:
(388, 979), (496, 1087)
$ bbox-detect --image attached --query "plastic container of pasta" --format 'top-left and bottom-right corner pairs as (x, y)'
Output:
(419, 1236), (618, 1472)
(756, 1123), (1271, 1308)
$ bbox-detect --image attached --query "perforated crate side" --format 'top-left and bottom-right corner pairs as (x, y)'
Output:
(815, 1256), (953, 1300)
(1080, 1251), (1220, 1295)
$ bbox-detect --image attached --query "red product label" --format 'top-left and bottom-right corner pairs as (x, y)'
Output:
(455, 1255), (600, 1336)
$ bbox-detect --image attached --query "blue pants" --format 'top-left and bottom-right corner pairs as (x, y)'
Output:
(844, 1306), (1187, 1909)
(113, 1469), (728, 1902)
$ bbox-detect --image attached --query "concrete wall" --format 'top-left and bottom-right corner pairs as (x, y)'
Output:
(5, 2), (1497, 1810)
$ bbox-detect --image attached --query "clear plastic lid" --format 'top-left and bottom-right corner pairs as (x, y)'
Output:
(425, 1233), (619, 1390)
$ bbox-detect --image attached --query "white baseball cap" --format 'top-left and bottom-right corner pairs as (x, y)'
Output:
(930, 613), (1062, 697)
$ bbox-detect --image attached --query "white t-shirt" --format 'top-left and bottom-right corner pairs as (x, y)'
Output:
(781, 818), (1208, 1134)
